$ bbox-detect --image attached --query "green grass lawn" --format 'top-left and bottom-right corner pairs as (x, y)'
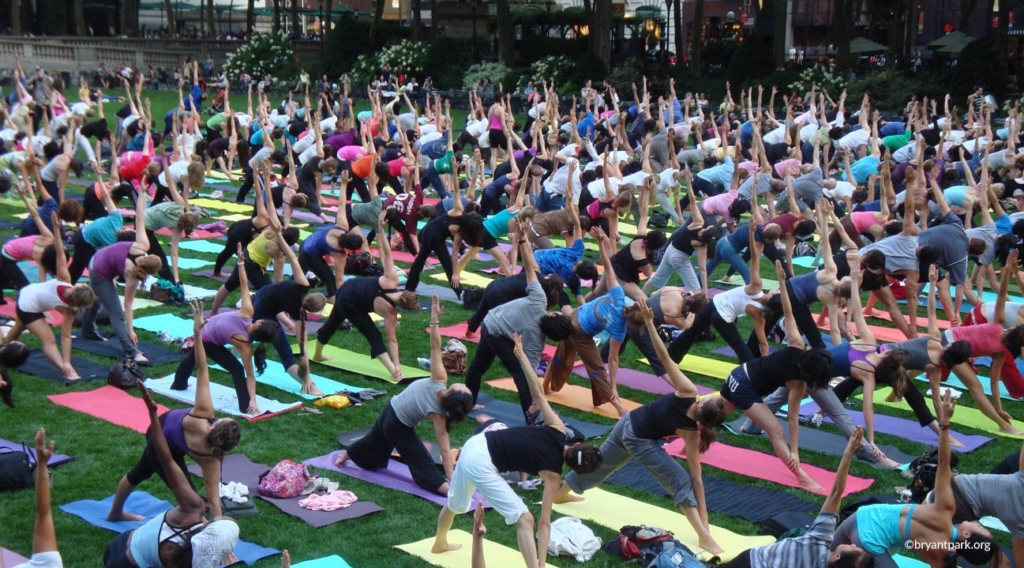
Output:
(0, 89), (1020, 567)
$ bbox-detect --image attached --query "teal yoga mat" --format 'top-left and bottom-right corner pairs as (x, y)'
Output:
(792, 256), (821, 268)
(213, 359), (367, 399)
(293, 555), (353, 568)
(179, 239), (227, 254)
(134, 314), (195, 339)
(175, 257), (213, 270)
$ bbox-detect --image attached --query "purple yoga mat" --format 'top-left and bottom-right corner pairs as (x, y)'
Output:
(0, 438), (75, 467)
(188, 454), (384, 528)
(799, 402), (994, 452)
(304, 451), (491, 509)
(712, 345), (778, 358)
(481, 265), (523, 275)
(574, 365), (716, 396)
(450, 247), (494, 262)
(707, 288), (726, 298)
(286, 209), (333, 224)
(2, 548), (27, 566)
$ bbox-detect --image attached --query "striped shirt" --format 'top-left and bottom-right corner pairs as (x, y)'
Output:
(749, 512), (837, 568)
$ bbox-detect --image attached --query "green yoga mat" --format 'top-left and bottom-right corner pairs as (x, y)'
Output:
(303, 340), (429, 383)
(864, 387), (1024, 440)
(179, 240), (227, 254)
(639, 354), (734, 380)
(792, 256), (821, 268)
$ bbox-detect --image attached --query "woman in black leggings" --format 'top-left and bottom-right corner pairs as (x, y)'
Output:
(403, 190), (484, 299)
(212, 219), (257, 277)
(314, 213), (420, 382)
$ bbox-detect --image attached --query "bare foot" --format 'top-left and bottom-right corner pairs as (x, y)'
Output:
(885, 391), (901, 403)
(431, 541), (462, 554)
(1000, 425), (1024, 436)
(699, 540), (725, 556)
(107, 511), (146, 522)
(212, 272), (224, 278)
(334, 451), (349, 468)
(464, 330), (478, 339)
(862, 307), (879, 318)
(878, 456), (901, 469)
(796, 470), (826, 494)
(134, 354), (149, 364)
(553, 492), (584, 504)
(611, 398), (629, 417)
(950, 436), (965, 448)
(472, 404), (485, 411)
(312, 354), (333, 362)
(301, 382), (324, 396)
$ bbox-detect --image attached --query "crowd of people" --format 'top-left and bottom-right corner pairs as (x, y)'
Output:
(1, 53), (1024, 568)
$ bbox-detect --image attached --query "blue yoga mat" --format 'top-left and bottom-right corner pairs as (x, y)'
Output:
(294, 555), (353, 568)
(178, 239), (227, 254)
(59, 492), (279, 565)
(133, 314), (195, 340)
(214, 359), (367, 400)
(915, 369), (1014, 400)
(175, 257), (213, 270)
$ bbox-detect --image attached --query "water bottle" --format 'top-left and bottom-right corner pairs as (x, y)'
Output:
(417, 357), (431, 371)
(156, 331), (174, 344)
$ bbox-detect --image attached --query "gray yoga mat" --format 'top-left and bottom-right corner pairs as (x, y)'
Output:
(725, 418), (918, 466)
(336, 426), (444, 466)
(193, 269), (229, 283)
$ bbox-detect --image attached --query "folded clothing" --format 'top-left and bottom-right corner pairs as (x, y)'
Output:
(298, 490), (358, 511)
(221, 482), (251, 504)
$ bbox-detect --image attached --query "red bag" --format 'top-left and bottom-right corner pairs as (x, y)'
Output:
(257, 460), (309, 498)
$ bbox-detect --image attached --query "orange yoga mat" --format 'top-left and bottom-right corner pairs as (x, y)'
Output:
(428, 322), (558, 360)
(48, 386), (168, 434)
(486, 377), (640, 419)
(663, 437), (873, 496)
(813, 314), (908, 343)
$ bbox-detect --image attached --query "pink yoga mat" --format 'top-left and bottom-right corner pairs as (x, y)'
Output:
(663, 438), (874, 496)
(813, 315), (908, 344)
(428, 322), (557, 360)
(2, 548), (28, 566)
(481, 265), (523, 275)
(369, 246), (436, 265)
(0, 300), (62, 326)
(48, 387), (168, 434)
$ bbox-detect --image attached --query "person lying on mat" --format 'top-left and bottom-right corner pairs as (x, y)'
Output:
(1, 182), (58, 296)
(720, 428), (869, 568)
(0, 428), (64, 568)
(104, 379), (240, 568)
(831, 265), (971, 448)
(173, 244), (280, 415)
(145, 156), (199, 284)
(831, 391), (1004, 568)
(544, 227), (629, 417)
(709, 260), (833, 494)
(5, 213), (95, 381)
(924, 433), (1024, 562)
(209, 169), (299, 316)
(432, 333), (604, 568)
(252, 239), (327, 395)
(464, 237), (572, 419)
(735, 259), (903, 469)
(335, 295), (473, 493)
(109, 299), (241, 522)
(667, 189), (773, 364)
(556, 298), (729, 556)
(314, 212), (419, 381)
(298, 176), (365, 298)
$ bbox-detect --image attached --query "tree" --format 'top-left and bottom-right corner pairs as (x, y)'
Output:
(959, 0), (979, 33)
(207, 0), (216, 37)
(10, 0), (20, 35)
(584, 0), (612, 67)
(369, 0), (385, 46)
(273, 0), (281, 33)
(995, 0), (1009, 64)
(834, 0), (856, 70)
(247, 0), (255, 35)
(323, 0), (333, 42)
(411, 0), (422, 40)
(669, 0), (683, 61)
(290, 0), (300, 37)
(496, 0), (514, 65)
(773, 0), (788, 65)
(165, 0), (175, 36)
(690, 0), (704, 77)
(865, 0), (910, 56)
(73, 0), (84, 34)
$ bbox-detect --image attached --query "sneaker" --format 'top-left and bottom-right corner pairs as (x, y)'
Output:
(210, 189), (224, 199)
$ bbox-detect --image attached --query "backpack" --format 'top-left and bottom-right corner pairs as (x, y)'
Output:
(649, 212), (670, 229)
(441, 339), (468, 375)
(107, 358), (146, 390)
(257, 460), (309, 498)
(605, 525), (675, 560)
(345, 252), (373, 275)
(904, 449), (959, 503)
(462, 288), (485, 311)
(760, 510), (817, 538)
(646, 543), (705, 568)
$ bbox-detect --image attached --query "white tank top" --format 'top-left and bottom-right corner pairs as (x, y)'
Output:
(982, 301), (1022, 328)
(17, 279), (70, 314)
(40, 157), (61, 182)
(712, 286), (764, 322)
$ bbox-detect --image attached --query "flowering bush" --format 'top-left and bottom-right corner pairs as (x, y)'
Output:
(462, 63), (512, 89)
(518, 55), (574, 92)
(349, 39), (430, 84)
(222, 32), (293, 82)
(788, 63), (846, 96)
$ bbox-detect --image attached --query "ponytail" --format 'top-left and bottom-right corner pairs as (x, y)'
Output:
(697, 425), (716, 454)
(253, 343), (268, 376)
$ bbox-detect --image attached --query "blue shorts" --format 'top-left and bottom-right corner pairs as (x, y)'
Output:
(720, 367), (762, 411)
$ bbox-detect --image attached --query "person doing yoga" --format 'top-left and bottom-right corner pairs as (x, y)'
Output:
(644, 169), (719, 295)
(432, 333), (603, 568)
(1, 183), (57, 295)
(109, 300), (241, 522)
(1, 428), (65, 568)
(335, 295), (473, 494)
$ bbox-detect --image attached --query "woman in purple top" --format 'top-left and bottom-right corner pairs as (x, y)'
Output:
(109, 300), (241, 521)
(172, 243), (280, 415)
(81, 186), (162, 363)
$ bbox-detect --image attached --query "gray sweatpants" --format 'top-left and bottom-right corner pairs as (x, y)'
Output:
(739, 386), (886, 464)
(655, 188), (682, 225)
(648, 243), (702, 292)
(81, 266), (141, 359)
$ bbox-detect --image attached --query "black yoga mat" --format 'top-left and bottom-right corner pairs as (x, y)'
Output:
(12, 351), (109, 384)
(336, 426), (445, 466)
(66, 338), (183, 367)
(469, 393), (613, 440)
(187, 454), (383, 528)
(192, 269), (230, 283)
(725, 418), (919, 466)
(605, 459), (819, 524)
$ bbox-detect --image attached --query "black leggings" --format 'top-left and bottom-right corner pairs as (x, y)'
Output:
(145, 229), (174, 282)
(669, 301), (753, 363)
(466, 278), (526, 333)
(235, 166), (256, 203)
(725, 242), (791, 280)
(224, 257), (273, 293)
(125, 413), (197, 491)
(213, 220), (256, 274)
(300, 249), (340, 297)
(832, 375), (935, 426)
(316, 289), (387, 358)
(69, 229), (98, 284)
(151, 182), (174, 206)
(601, 325), (669, 377)
(0, 255), (30, 296)
(173, 341), (251, 413)
(347, 403), (447, 493)
(749, 286), (825, 353)
(404, 222), (460, 296)
(464, 325), (533, 415)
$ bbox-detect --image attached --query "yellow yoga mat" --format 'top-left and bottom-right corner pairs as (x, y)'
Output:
(189, 198), (253, 214)
(123, 296), (164, 312)
(218, 213), (252, 222)
(617, 221), (638, 236)
(640, 355), (735, 380)
(302, 340), (429, 383)
(429, 271), (492, 289)
(309, 304), (398, 323)
(550, 487), (774, 563)
(866, 387), (1024, 440)
(396, 529), (556, 568)
(547, 236), (600, 251)
(486, 378), (639, 420)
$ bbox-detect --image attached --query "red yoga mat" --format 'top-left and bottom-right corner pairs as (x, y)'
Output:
(0, 299), (62, 326)
(663, 437), (874, 497)
(48, 386), (168, 434)
(427, 322), (557, 360)
(369, 246), (437, 265)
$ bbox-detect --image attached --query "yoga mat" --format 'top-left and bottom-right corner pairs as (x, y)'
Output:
(193, 268), (230, 283)
(428, 322), (557, 360)
(915, 370), (1015, 401)
(334, 426), (445, 465)
(174, 257), (213, 270)
(642, 355), (735, 380)
(218, 214), (253, 222)
(178, 239), (227, 254)
(480, 265), (522, 275)
(791, 256), (821, 268)
(304, 341), (429, 383)
(573, 365), (718, 396)
(798, 400), (994, 452)
(204, 177), (232, 184)
(0, 438), (75, 467)
(213, 359), (366, 400)
(291, 210), (329, 224)
(14, 351), (108, 384)
(305, 452), (490, 509)
(397, 530), (557, 568)
(663, 437), (875, 496)
(717, 277), (780, 291)
(189, 198), (255, 213)
(409, 283), (461, 302)
(188, 454), (383, 528)
(865, 309), (952, 330)
(156, 227), (224, 239)
(148, 375), (302, 421)
(67, 338), (182, 366)
(368, 246), (438, 265)
(469, 393), (612, 439)
(428, 271), (492, 288)
(812, 314), (909, 343)
(487, 377), (641, 419)
(292, 555), (353, 568)
(48, 386), (167, 434)
(133, 314), (195, 340)
(182, 283), (219, 300)
(712, 345), (778, 358)
(2, 548), (28, 567)
(122, 296), (165, 312)
(606, 459), (819, 524)
(725, 418), (918, 465)
(0, 300), (62, 326)
(59, 491), (279, 564)
(867, 387), (1024, 440)
(551, 487), (774, 563)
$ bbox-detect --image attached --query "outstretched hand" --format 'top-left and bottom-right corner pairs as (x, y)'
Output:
(138, 379), (158, 414)
(637, 298), (654, 323)
(190, 299), (206, 332)
(34, 427), (54, 463)
(512, 332), (524, 355)
(844, 426), (864, 458)
(775, 259), (787, 282)
(939, 388), (957, 424)
(431, 295), (443, 320)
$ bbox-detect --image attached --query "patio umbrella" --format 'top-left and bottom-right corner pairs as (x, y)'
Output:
(937, 34), (976, 54)
(928, 30), (972, 50)
(849, 37), (890, 53)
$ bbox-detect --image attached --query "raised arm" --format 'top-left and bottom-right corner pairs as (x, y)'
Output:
(776, 259), (804, 350)
(137, 382), (205, 513)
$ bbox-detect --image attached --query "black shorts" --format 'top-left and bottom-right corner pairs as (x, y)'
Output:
(481, 229), (499, 251)
(103, 530), (134, 568)
(720, 367), (762, 411)
(16, 304), (45, 326)
(488, 128), (508, 150)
